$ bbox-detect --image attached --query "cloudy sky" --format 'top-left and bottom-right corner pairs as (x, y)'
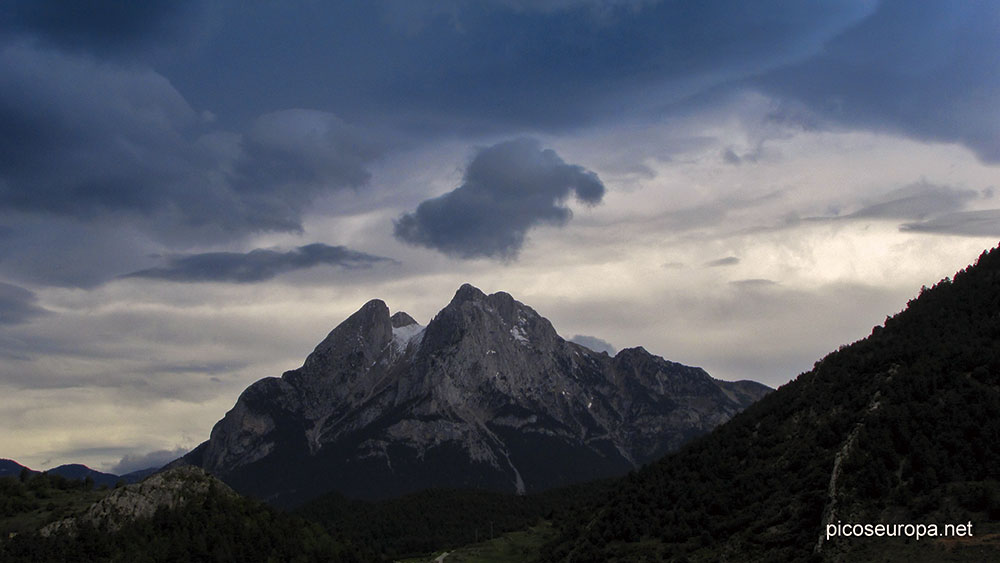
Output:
(1, 0), (998, 473)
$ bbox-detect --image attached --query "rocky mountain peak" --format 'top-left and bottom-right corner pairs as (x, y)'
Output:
(390, 311), (418, 328)
(187, 285), (771, 505)
(302, 298), (392, 373)
(451, 282), (488, 304)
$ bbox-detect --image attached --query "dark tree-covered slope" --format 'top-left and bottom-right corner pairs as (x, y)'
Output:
(0, 467), (373, 562)
(542, 247), (1000, 562)
(296, 479), (616, 560)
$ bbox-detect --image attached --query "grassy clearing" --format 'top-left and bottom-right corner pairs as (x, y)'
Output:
(400, 521), (557, 563)
(0, 475), (111, 537)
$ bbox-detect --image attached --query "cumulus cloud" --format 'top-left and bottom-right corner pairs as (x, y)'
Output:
(109, 447), (188, 475)
(394, 138), (605, 259)
(0, 44), (385, 286)
(0, 282), (47, 325)
(123, 243), (396, 283)
(570, 334), (617, 355)
(0, 45), (381, 238)
(225, 110), (382, 230)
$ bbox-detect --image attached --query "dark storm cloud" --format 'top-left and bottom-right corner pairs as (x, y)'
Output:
(705, 257), (740, 268)
(226, 110), (382, 231)
(139, 0), (874, 132)
(0, 1), (198, 53)
(901, 210), (1000, 238)
(756, 0), (1000, 162)
(372, 0), (872, 129)
(124, 243), (396, 283)
(0, 45), (381, 246)
(394, 138), (604, 259)
(0, 282), (47, 325)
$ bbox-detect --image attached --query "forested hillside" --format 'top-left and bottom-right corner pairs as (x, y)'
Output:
(0, 469), (374, 562)
(541, 247), (1000, 562)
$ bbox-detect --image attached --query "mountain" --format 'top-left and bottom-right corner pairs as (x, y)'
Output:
(541, 247), (1000, 562)
(46, 464), (122, 488)
(182, 284), (770, 506)
(0, 459), (31, 478)
(0, 460), (161, 487)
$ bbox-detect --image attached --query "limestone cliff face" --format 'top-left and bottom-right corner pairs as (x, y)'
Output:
(186, 284), (770, 505)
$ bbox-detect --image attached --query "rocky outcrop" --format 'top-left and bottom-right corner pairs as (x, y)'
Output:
(41, 466), (234, 536)
(186, 284), (771, 505)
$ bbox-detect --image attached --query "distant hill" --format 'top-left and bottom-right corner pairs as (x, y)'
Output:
(0, 460), (160, 487)
(0, 459), (31, 478)
(46, 464), (122, 488)
(542, 247), (1000, 562)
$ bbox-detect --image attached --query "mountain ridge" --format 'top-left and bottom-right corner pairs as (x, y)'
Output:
(0, 459), (160, 487)
(182, 284), (770, 506)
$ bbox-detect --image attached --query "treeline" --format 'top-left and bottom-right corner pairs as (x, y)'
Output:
(0, 459), (621, 562)
(1, 470), (97, 516)
(2, 467), (618, 562)
(1, 475), (375, 562)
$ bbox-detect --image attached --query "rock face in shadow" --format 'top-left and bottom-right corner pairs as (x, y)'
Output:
(184, 284), (771, 506)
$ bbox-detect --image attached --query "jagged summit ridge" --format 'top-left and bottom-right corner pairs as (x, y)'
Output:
(186, 284), (770, 505)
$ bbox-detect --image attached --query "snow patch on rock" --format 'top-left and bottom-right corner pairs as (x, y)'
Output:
(392, 323), (425, 352)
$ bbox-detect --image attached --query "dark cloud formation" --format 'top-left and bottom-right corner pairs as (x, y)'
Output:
(0, 0), (993, 291)
(0, 46), (381, 243)
(109, 447), (188, 475)
(705, 257), (740, 267)
(901, 210), (1000, 238)
(847, 182), (977, 221)
(0, 1), (199, 53)
(140, 0), (874, 131)
(796, 182), (999, 239)
(4, 0), (993, 169)
(0, 282), (47, 325)
(124, 243), (395, 283)
(757, 0), (1000, 162)
(570, 334), (617, 356)
(394, 138), (605, 259)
